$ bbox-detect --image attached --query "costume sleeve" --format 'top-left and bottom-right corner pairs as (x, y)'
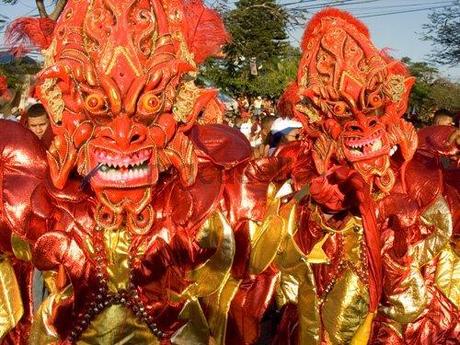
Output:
(0, 120), (48, 341)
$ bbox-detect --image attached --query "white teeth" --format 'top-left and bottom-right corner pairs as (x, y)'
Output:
(390, 145), (398, 156)
(372, 139), (382, 151)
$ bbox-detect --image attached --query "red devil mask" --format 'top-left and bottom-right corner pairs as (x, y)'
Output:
(281, 9), (416, 193)
(36, 0), (228, 232)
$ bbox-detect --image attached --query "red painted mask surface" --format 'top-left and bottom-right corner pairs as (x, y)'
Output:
(280, 9), (417, 193)
(36, 0), (228, 230)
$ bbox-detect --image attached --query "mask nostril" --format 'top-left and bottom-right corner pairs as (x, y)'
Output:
(101, 135), (116, 144)
(131, 134), (141, 143)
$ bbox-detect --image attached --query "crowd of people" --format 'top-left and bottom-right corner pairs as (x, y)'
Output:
(219, 95), (460, 161)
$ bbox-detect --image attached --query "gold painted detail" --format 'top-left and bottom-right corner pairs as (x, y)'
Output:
(183, 211), (235, 298)
(322, 269), (370, 345)
(174, 31), (197, 68)
(40, 37), (64, 124)
(411, 195), (452, 267)
(435, 245), (460, 309)
(11, 233), (32, 261)
(384, 74), (405, 102)
(103, 227), (132, 293)
(103, 46), (142, 77)
(0, 256), (24, 340)
(172, 81), (201, 123)
(42, 39), (57, 68)
(296, 103), (321, 123)
(40, 78), (65, 124)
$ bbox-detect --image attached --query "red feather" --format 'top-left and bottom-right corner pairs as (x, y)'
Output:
(5, 17), (56, 56)
(301, 8), (369, 51)
(0, 75), (9, 101)
(277, 82), (299, 117)
(182, 0), (230, 64)
(0, 75), (7, 94)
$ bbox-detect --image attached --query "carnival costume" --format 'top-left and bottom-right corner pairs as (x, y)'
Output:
(268, 9), (460, 345)
(0, 1), (288, 344)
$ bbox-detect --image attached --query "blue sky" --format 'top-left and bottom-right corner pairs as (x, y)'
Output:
(1, 0), (459, 80)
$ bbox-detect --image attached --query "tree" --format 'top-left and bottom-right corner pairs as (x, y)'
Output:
(200, 0), (295, 98)
(422, 1), (460, 65)
(402, 57), (460, 126)
(0, 0), (68, 20)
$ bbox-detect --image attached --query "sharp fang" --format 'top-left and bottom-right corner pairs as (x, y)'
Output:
(372, 139), (382, 151)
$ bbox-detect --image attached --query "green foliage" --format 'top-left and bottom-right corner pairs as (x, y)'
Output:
(423, 1), (460, 65)
(200, 0), (296, 99)
(0, 58), (41, 90)
(403, 57), (460, 126)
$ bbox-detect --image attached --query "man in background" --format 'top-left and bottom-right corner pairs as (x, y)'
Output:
(22, 103), (53, 148)
(433, 109), (455, 126)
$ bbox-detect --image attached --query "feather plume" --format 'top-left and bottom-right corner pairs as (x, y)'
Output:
(5, 17), (56, 56)
(182, 0), (230, 64)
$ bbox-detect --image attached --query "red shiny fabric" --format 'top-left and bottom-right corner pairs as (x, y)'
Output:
(0, 122), (284, 343)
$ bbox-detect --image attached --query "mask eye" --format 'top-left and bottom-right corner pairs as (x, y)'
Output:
(331, 101), (350, 117)
(84, 94), (107, 114)
(368, 93), (383, 108)
(138, 92), (162, 114)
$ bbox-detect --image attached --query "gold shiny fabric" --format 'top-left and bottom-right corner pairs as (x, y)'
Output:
(78, 304), (160, 345)
(381, 260), (428, 323)
(185, 211), (236, 297)
(171, 298), (211, 345)
(249, 184), (286, 275)
(411, 195), (452, 267)
(0, 256), (24, 341)
(297, 264), (321, 345)
(322, 269), (369, 345)
(435, 245), (460, 309)
(29, 285), (73, 345)
(205, 275), (241, 344)
(103, 227), (131, 293)
(11, 233), (32, 262)
(305, 212), (372, 345)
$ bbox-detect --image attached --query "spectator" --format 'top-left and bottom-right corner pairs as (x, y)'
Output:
(433, 109), (455, 126)
(239, 116), (253, 141)
(22, 103), (53, 148)
(253, 96), (263, 116)
(252, 116), (275, 158)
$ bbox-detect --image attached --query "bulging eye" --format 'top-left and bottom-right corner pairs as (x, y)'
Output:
(139, 92), (161, 114)
(84, 94), (107, 114)
(368, 94), (383, 108)
(332, 101), (349, 117)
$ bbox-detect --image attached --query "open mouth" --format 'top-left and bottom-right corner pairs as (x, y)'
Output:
(343, 130), (388, 160)
(92, 148), (153, 183)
